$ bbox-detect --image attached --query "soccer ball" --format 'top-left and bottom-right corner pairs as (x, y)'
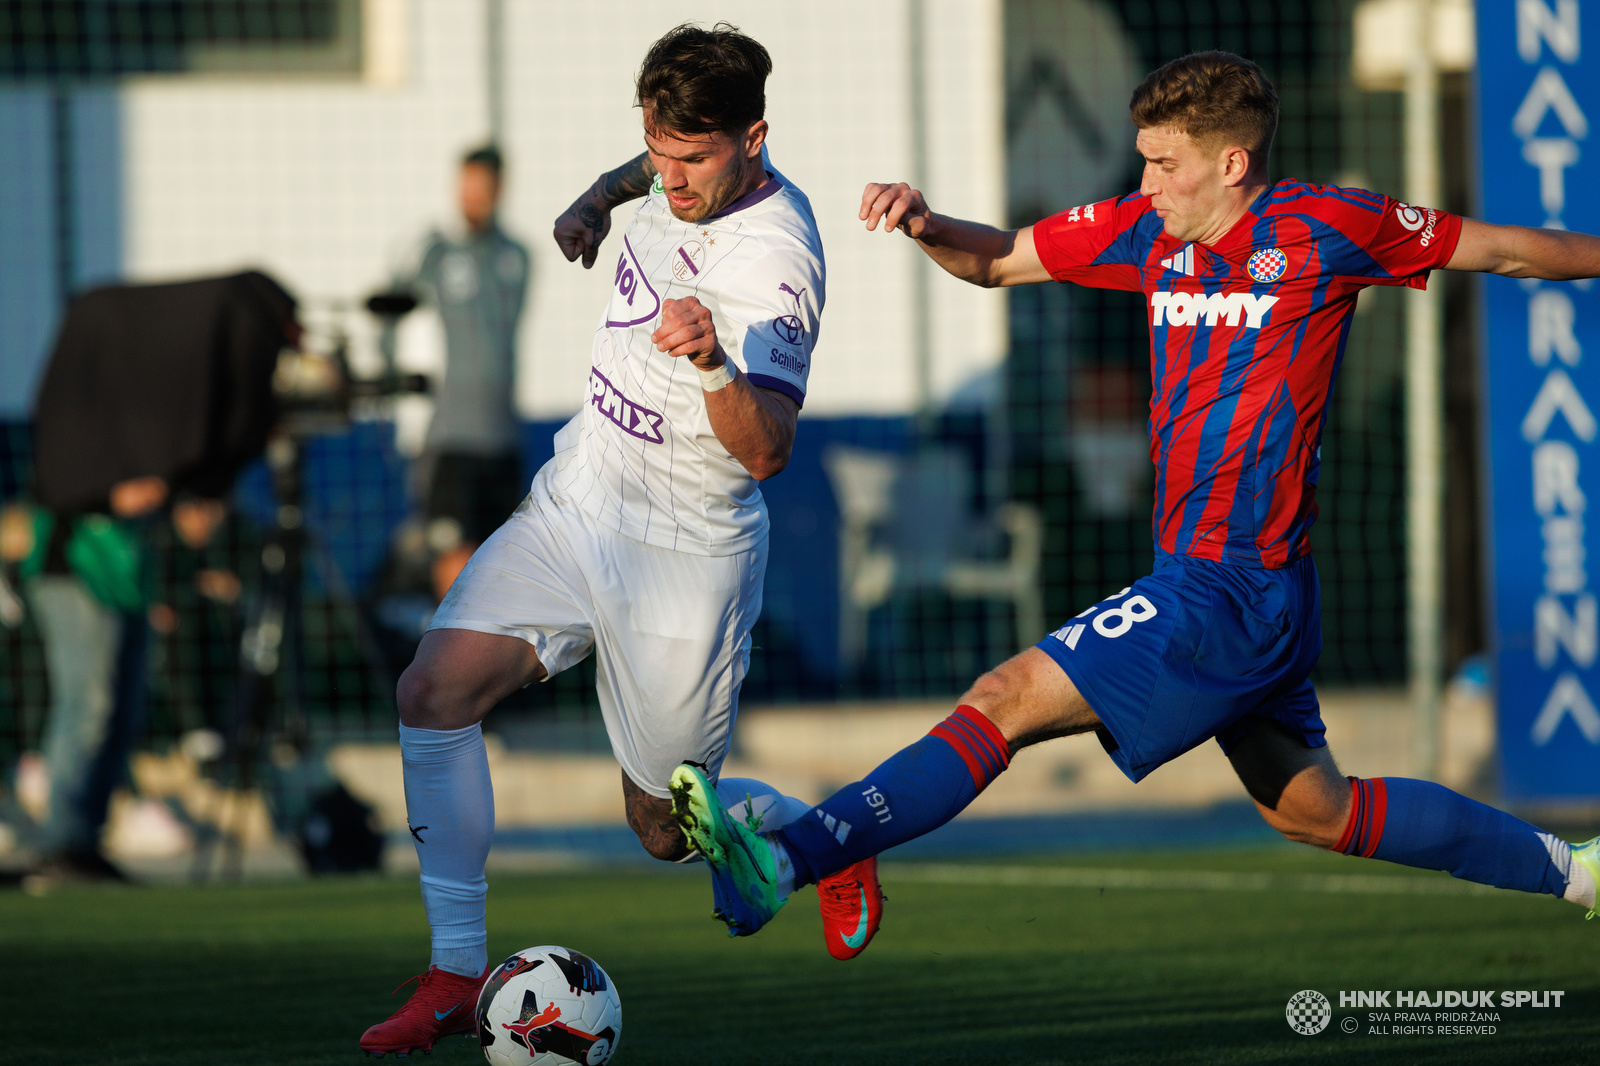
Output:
(477, 946), (621, 1066)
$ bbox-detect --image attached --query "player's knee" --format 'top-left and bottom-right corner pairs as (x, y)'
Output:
(959, 669), (1024, 741)
(396, 664), (433, 726)
(961, 668), (1011, 710)
(397, 661), (471, 729)
(959, 652), (1088, 751)
(962, 662), (1037, 723)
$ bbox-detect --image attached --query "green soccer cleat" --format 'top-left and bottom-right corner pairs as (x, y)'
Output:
(669, 763), (790, 936)
(1571, 836), (1600, 919)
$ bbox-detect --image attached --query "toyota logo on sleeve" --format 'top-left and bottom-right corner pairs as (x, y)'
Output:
(775, 315), (805, 344)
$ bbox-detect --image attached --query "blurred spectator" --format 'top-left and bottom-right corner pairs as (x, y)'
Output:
(4, 492), (245, 885)
(12, 273), (300, 885)
(398, 146), (531, 599)
(147, 497), (256, 736)
(4, 479), (163, 883)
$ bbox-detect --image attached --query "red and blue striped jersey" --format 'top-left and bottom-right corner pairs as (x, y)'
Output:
(1033, 182), (1462, 569)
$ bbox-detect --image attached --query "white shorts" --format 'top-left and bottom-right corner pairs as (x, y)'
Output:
(429, 464), (765, 797)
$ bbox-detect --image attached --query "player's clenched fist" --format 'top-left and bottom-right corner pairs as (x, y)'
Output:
(653, 297), (722, 368)
(861, 182), (933, 239)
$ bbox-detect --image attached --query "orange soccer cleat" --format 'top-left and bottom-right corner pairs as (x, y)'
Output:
(817, 856), (886, 960)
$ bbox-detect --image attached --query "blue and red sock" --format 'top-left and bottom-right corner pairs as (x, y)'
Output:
(777, 705), (1009, 887)
(1337, 776), (1573, 896)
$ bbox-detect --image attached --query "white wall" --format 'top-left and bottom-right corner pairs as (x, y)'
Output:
(115, 0), (1005, 420)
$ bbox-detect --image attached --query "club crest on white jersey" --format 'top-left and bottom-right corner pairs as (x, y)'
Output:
(672, 240), (707, 281)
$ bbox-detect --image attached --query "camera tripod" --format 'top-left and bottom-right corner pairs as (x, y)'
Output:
(190, 303), (425, 882)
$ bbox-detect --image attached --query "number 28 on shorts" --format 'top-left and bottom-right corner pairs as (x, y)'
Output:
(1049, 587), (1159, 650)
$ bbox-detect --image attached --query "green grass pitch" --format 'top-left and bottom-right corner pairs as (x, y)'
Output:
(2, 846), (1594, 1065)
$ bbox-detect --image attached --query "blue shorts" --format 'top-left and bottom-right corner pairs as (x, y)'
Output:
(1034, 550), (1325, 783)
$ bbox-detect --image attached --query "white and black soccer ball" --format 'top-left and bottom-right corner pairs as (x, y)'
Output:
(477, 946), (621, 1066)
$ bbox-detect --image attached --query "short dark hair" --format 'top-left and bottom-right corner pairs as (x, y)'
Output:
(462, 144), (503, 177)
(1129, 51), (1279, 159)
(635, 22), (772, 137)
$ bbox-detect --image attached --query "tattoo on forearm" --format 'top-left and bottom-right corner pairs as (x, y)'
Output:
(600, 152), (657, 206)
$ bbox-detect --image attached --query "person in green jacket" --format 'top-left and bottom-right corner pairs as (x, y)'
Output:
(7, 475), (162, 883)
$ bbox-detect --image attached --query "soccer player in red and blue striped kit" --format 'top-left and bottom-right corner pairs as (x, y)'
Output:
(670, 50), (1600, 948)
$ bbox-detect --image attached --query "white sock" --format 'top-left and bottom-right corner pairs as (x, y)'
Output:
(715, 776), (811, 834)
(1564, 857), (1596, 910)
(1540, 832), (1596, 910)
(401, 722), (495, 977)
(716, 776), (803, 897)
(767, 836), (797, 897)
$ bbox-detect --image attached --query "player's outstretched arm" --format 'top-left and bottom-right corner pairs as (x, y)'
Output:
(1447, 218), (1600, 280)
(552, 152), (659, 269)
(860, 181), (1052, 288)
(652, 297), (798, 481)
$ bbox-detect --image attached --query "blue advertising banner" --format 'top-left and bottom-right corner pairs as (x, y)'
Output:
(1479, 0), (1600, 798)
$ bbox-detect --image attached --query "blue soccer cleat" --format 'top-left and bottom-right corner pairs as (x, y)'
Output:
(669, 763), (791, 936)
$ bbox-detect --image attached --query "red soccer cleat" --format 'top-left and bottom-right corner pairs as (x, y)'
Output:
(818, 857), (886, 960)
(359, 964), (487, 1057)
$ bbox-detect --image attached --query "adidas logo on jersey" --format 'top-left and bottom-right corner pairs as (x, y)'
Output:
(1159, 245), (1196, 276)
(1149, 290), (1280, 330)
(589, 368), (666, 443)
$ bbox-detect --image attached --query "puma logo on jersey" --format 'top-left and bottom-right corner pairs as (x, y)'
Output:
(589, 368), (666, 443)
(1149, 290), (1279, 329)
(775, 283), (808, 344)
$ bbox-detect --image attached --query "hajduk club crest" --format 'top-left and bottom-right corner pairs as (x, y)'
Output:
(1247, 247), (1287, 283)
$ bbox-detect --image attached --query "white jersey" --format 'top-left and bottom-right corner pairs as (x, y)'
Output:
(549, 159), (824, 556)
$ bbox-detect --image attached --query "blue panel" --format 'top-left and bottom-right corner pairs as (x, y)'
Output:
(0, 90), (58, 417)
(234, 421), (413, 597)
(1478, 2), (1600, 798)
(753, 415), (914, 685)
(70, 87), (122, 290)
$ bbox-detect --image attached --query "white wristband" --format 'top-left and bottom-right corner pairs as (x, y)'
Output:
(698, 360), (736, 392)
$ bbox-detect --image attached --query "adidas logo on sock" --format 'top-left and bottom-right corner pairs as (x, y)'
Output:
(1159, 245), (1195, 276)
(817, 810), (852, 845)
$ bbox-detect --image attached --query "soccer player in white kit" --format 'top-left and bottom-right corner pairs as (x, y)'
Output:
(359, 24), (884, 1058)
